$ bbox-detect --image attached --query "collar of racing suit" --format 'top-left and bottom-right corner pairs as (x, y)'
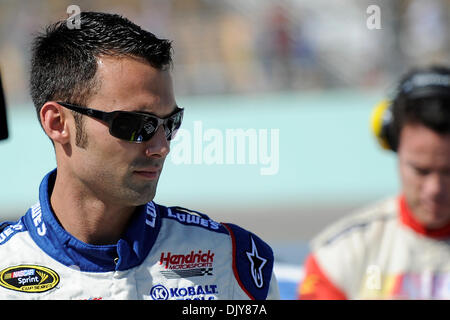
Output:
(23, 169), (162, 272)
(399, 195), (450, 239)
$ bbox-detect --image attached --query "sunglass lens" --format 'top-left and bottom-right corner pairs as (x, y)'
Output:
(111, 113), (143, 141)
(167, 111), (183, 140)
(110, 109), (183, 142)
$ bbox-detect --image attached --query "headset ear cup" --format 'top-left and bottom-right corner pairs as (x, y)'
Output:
(370, 100), (394, 150)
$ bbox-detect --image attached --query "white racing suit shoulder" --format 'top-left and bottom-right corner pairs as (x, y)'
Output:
(311, 197), (398, 250)
(309, 197), (450, 299)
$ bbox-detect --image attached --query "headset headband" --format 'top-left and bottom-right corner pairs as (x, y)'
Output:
(399, 73), (450, 98)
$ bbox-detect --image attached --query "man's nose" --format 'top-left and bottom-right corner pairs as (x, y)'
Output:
(423, 173), (445, 200)
(144, 125), (170, 158)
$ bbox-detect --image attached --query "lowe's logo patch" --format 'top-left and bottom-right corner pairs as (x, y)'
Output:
(0, 265), (59, 293)
(0, 222), (23, 245)
(167, 208), (220, 230)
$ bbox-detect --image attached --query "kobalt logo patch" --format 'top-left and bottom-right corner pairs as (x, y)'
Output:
(150, 284), (218, 300)
(0, 265), (59, 293)
(150, 284), (169, 300)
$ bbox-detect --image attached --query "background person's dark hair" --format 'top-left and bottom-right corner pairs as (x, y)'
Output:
(390, 66), (450, 150)
(30, 11), (173, 147)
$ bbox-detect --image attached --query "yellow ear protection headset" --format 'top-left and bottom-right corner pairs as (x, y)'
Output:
(370, 99), (393, 151)
(370, 69), (450, 152)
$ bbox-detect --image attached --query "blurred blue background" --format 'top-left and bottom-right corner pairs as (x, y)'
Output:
(0, 0), (448, 299)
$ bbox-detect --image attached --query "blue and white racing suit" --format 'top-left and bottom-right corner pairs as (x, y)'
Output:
(0, 170), (279, 300)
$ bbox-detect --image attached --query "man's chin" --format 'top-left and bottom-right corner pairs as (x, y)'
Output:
(119, 185), (157, 206)
(122, 175), (160, 204)
(135, 189), (157, 205)
(418, 208), (450, 230)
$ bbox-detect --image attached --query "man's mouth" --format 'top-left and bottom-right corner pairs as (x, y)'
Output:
(421, 200), (448, 216)
(133, 168), (160, 180)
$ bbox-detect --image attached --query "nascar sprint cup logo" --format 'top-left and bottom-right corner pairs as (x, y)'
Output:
(0, 265), (59, 293)
(159, 250), (214, 279)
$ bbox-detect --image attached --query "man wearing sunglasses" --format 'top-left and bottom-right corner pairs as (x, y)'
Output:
(0, 12), (279, 300)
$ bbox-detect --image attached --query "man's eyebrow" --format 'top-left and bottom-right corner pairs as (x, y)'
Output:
(130, 104), (180, 116)
(407, 160), (427, 169)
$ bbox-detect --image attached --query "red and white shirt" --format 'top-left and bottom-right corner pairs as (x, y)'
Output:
(298, 196), (450, 300)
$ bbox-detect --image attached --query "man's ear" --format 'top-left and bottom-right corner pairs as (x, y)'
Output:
(40, 102), (71, 145)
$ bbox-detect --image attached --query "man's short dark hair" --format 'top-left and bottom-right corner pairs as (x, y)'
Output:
(391, 65), (450, 148)
(30, 11), (173, 146)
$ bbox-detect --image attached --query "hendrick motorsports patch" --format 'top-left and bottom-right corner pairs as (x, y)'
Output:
(0, 265), (59, 293)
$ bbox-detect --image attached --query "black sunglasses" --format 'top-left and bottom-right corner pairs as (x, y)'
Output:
(57, 102), (183, 143)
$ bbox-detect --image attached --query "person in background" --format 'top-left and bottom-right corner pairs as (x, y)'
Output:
(298, 66), (450, 299)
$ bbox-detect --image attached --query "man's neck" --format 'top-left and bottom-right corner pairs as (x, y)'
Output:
(399, 195), (450, 239)
(50, 171), (136, 245)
